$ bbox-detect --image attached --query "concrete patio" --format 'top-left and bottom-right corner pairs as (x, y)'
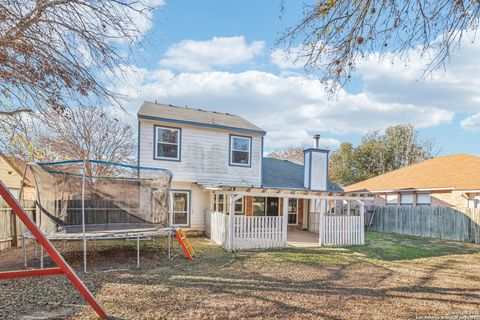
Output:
(287, 230), (320, 247)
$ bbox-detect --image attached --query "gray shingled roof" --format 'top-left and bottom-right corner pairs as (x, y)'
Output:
(262, 157), (343, 192)
(138, 101), (265, 135)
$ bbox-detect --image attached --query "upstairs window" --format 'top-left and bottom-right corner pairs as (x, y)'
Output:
(229, 135), (251, 166)
(155, 125), (180, 161)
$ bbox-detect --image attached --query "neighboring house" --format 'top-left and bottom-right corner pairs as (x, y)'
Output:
(137, 102), (359, 238)
(344, 154), (480, 208)
(0, 152), (35, 201)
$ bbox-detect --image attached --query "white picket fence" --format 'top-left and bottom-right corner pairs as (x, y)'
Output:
(308, 212), (320, 233)
(205, 211), (229, 248)
(206, 210), (364, 250)
(321, 215), (364, 246)
(233, 215), (285, 250)
(206, 211), (285, 250)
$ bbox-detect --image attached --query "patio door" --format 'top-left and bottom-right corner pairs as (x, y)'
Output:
(266, 197), (279, 216)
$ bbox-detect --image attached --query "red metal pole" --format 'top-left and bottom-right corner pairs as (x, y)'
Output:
(0, 267), (63, 279)
(0, 180), (107, 319)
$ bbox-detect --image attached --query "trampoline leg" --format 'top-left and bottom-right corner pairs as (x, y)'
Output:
(136, 236), (140, 269)
(168, 233), (171, 260)
(40, 245), (44, 269)
(83, 239), (87, 273)
(23, 236), (27, 268)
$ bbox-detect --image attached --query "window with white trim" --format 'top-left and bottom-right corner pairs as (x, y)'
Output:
(214, 194), (225, 212)
(416, 193), (431, 206)
(235, 197), (244, 215)
(230, 135), (251, 166)
(288, 199), (298, 224)
(155, 126), (180, 160)
(172, 191), (189, 226)
(400, 193), (414, 206)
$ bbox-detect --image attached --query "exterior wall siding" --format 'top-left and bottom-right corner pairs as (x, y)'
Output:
(139, 120), (262, 187)
(171, 181), (210, 231)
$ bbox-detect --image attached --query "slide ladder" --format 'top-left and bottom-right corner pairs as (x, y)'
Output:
(172, 228), (195, 260)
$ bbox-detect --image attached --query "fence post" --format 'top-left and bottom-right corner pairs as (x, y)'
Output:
(282, 197), (288, 245)
(360, 202), (365, 244)
(319, 198), (325, 246)
(228, 194), (241, 252)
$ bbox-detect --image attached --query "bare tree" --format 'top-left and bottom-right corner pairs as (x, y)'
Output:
(267, 146), (306, 164)
(279, 1), (480, 92)
(0, 0), (158, 116)
(37, 106), (136, 176)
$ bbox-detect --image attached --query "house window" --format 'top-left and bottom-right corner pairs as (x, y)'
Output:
(155, 126), (180, 161)
(214, 194), (225, 212)
(416, 193), (431, 206)
(253, 197), (266, 216)
(235, 197), (244, 215)
(400, 193), (414, 206)
(288, 199), (298, 224)
(386, 194), (398, 205)
(172, 191), (189, 226)
(229, 135), (251, 166)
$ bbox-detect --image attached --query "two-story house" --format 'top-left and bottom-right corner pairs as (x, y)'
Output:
(138, 102), (370, 243)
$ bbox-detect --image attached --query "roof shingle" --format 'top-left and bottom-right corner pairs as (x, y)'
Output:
(138, 101), (265, 135)
(344, 153), (480, 192)
(262, 157), (342, 192)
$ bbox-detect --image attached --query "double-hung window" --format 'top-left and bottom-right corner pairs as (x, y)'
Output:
(172, 191), (190, 226)
(288, 199), (298, 225)
(155, 125), (180, 161)
(253, 197), (266, 216)
(229, 135), (251, 166)
(235, 197), (244, 215)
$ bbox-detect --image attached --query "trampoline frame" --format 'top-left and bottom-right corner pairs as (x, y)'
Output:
(21, 159), (174, 272)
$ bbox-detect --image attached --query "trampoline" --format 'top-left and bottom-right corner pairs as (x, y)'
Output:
(20, 160), (175, 272)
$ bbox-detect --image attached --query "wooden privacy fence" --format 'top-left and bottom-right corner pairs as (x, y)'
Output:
(321, 215), (364, 246)
(370, 206), (480, 243)
(0, 200), (36, 251)
(206, 211), (286, 250)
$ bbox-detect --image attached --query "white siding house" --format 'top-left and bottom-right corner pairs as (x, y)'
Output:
(138, 102), (370, 248)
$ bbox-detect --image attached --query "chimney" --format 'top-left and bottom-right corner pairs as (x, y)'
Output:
(304, 134), (329, 190)
(313, 134), (321, 148)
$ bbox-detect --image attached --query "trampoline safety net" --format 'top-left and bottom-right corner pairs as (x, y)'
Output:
(27, 160), (173, 235)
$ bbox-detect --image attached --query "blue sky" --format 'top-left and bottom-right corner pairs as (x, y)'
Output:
(112, 0), (480, 155)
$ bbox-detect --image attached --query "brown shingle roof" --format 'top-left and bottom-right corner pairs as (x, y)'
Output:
(0, 152), (35, 186)
(344, 154), (480, 192)
(138, 101), (266, 135)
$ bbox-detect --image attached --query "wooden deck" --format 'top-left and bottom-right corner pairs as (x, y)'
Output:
(287, 230), (319, 247)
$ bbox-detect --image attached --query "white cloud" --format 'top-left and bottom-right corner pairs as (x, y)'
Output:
(159, 36), (265, 72)
(460, 113), (480, 132)
(108, 30), (480, 149)
(110, 67), (453, 149)
(270, 46), (308, 70)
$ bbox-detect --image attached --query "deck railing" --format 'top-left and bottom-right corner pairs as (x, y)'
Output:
(206, 211), (286, 250)
(206, 210), (364, 250)
(321, 215), (364, 246)
(233, 215), (285, 249)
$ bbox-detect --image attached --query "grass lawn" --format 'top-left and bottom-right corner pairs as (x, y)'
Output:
(1, 232), (480, 319)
